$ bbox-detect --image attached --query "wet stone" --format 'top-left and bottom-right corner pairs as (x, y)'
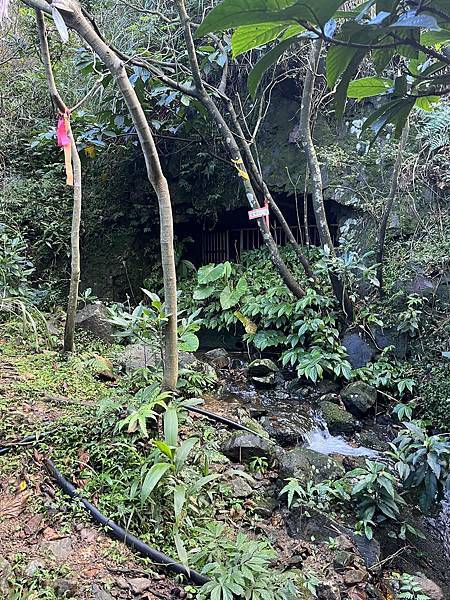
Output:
(92, 584), (116, 600)
(42, 537), (73, 562)
(341, 382), (377, 416)
(129, 577), (152, 594)
(204, 348), (229, 369)
(320, 401), (356, 435)
(278, 447), (345, 484)
(54, 578), (77, 597)
(221, 432), (279, 462)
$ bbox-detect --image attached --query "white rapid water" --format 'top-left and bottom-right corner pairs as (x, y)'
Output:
(305, 416), (378, 458)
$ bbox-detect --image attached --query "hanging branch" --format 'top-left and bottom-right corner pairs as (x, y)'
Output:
(376, 120), (410, 297)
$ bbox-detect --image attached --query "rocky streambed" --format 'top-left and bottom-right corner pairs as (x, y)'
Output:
(201, 349), (450, 600)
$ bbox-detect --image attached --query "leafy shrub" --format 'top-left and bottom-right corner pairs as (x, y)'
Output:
(183, 249), (352, 382)
(390, 421), (450, 512)
(353, 349), (415, 397)
(393, 572), (432, 600)
(108, 289), (202, 354)
(191, 523), (299, 600)
(346, 460), (406, 540)
(0, 223), (36, 300)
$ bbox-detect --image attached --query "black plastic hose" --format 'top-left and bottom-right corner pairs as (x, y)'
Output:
(44, 459), (209, 586)
(0, 429), (59, 456)
(187, 405), (263, 436)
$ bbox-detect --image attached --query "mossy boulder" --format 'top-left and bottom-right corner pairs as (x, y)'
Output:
(278, 447), (345, 484)
(248, 359), (280, 388)
(341, 382), (377, 416)
(320, 400), (356, 435)
(221, 432), (280, 462)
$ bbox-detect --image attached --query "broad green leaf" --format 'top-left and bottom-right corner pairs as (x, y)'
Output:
(164, 406), (178, 447)
(198, 263), (225, 284)
(232, 23), (288, 57)
(196, 0), (295, 37)
(174, 531), (189, 568)
(174, 484), (186, 521)
(415, 95), (440, 110)
(334, 48), (368, 120)
(347, 76), (393, 98)
(372, 47), (395, 73)
(141, 463), (171, 503)
(154, 440), (174, 459)
(220, 284), (233, 310)
(174, 437), (198, 472)
(192, 285), (215, 300)
(421, 29), (450, 45)
(196, 0), (346, 38)
(248, 36), (300, 97)
(326, 45), (357, 87)
(179, 331), (200, 352)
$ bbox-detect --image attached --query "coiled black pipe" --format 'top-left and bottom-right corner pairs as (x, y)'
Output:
(44, 459), (209, 586)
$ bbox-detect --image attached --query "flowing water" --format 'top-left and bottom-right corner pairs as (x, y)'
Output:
(304, 415), (378, 458)
(215, 375), (377, 457)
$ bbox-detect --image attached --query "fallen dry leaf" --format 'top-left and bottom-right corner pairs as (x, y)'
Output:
(0, 491), (31, 521)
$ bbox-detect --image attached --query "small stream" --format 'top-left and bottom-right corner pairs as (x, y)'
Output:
(203, 355), (450, 588)
(211, 369), (377, 458)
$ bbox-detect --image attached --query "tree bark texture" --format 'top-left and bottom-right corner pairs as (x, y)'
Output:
(29, 0), (179, 388)
(299, 39), (353, 319)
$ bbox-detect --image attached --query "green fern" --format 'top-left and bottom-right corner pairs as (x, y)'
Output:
(417, 103), (450, 151)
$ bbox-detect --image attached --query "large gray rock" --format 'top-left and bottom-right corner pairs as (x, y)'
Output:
(118, 343), (160, 371)
(372, 325), (409, 359)
(320, 400), (356, 435)
(248, 358), (279, 377)
(409, 273), (435, 297)
(204, 348), (229, 369)
(118, 344), (198, 372)
(278, 447), (345, 484)
(341, 382), (377, 416)
(227, 476), (254, 498)
(91, 585), (116, 600)
(75, 303), (114, 342)
(260, 408), (314, 447)
(42, 537), (73, 562)
(412, 576), (444, 600)
(342, 331), (375, 368)
(221, 432), (279, 462)
(248, 359), (280, 388)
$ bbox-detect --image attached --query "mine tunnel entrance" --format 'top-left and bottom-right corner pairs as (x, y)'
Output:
(177, 194), (344, 265)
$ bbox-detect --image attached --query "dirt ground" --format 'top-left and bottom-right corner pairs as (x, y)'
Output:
(0, 356), (182, 599)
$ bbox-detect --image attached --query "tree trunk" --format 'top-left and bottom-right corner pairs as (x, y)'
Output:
(29, 0), (179, 388)
(35, 9), (81, 352)
(64, 129), (82, 352)
(175, 0), (306, 299)
(298, 39), (353, 318)
(376, 120), (410, 297)
(225, 100), (315, 281)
